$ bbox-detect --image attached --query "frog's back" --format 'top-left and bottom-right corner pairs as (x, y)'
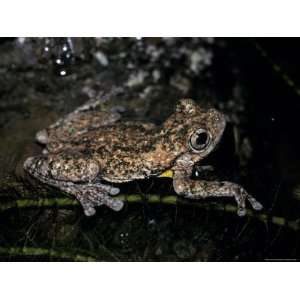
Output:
(77, 121), (157, 153)
(67, 121), (170, 182)
(83, 121), (182, 182)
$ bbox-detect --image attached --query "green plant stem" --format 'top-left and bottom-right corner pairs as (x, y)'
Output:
(0, 247), (96, 261)
(1, 194), (299, 231)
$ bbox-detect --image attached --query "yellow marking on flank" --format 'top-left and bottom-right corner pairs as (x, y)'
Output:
(158, 169), (173, 178)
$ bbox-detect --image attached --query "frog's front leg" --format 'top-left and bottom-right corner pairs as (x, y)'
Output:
(173, 157), (263, 216)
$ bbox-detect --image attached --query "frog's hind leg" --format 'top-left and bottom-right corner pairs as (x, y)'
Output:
(24, 155), (124, 216)
(48, 89), (125, 135)
(36, 89), (125, 148)
(49, 153), (123, 216)
(36, 109), (121, 146)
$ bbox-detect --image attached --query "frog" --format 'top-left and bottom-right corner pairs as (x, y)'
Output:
(23, 97), (263, 217)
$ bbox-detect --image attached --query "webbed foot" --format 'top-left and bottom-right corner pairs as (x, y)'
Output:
(62, 182), (124, 216)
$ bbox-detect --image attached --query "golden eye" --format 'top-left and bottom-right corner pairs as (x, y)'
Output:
(189, 129), (211, 152)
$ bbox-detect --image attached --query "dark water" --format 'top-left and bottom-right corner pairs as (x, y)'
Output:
(0, 38), (299, 261)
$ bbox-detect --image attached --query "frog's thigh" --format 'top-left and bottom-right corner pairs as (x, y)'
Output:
(173, 171), (263, 216)
(49, 156), (123, 216)
(50, 157), (100, 182)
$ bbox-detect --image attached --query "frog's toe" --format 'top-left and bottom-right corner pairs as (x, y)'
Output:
(111, 199), (124, 211)
(237, 207), (247, 217)
(109, 187), (120, 196)
(247, 195), (263, 211)
(103, 197), (124, 211)
(92, 182), (120, 196)
(252, 200), (263, 211)
(42, 149), (49, 155)
(76, 197), (97, 216)
(235, 194), (246, 217)
(36, 129), (49, 144)
(84, 206), (96, 217)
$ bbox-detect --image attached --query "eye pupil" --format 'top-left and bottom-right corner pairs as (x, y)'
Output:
(189, 129), (210, 151)
(196, 132), (208, 146)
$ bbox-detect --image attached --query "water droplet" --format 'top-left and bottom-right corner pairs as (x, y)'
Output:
(41, 38), (74, 76)
(17, 37), (26, 44)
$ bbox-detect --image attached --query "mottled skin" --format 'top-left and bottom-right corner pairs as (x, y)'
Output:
(24, 98), (263, 216)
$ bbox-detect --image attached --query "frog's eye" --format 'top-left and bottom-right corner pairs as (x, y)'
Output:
(189, 129), (211, 152)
